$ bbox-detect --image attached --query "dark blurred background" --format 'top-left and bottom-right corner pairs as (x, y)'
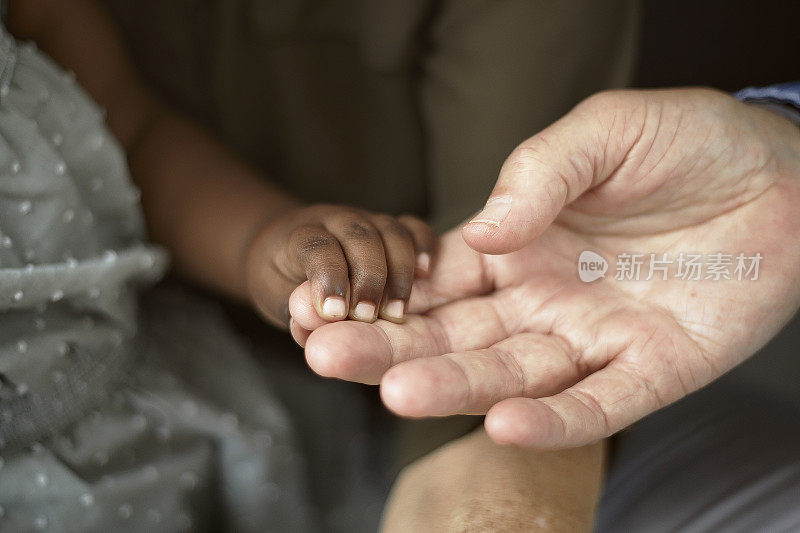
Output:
(635, 0), (800, 90)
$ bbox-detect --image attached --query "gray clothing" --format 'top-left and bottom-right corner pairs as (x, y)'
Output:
(0, 27), (164, 452)
(0, 24), (314, 533)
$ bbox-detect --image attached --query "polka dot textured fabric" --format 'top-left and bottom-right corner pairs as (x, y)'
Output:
(0, 24), (313, 533)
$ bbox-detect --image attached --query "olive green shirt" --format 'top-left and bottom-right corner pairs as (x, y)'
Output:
(101, 0), (640, 230)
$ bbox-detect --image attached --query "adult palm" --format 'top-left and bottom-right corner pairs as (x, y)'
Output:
(291, 89), (800, 448)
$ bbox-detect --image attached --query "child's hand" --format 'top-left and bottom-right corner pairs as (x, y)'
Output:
(244, 205), (437, 328)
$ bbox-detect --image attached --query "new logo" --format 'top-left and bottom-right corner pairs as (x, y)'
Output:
(578, 250), (607, 283)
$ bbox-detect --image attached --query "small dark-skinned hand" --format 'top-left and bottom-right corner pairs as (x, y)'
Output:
(244, 204), (437, 334)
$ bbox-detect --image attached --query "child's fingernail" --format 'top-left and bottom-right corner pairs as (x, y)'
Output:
(353, 301), (376, 321)
(416, 253), (430, 272)
(468, 195), (512, 227)
(383, 299), (405, 321)
(322, 297), (347, 318)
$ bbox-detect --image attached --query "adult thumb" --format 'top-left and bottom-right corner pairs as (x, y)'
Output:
(462, 92), (628, 254)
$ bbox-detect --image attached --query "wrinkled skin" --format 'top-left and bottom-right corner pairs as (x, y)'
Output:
(291, 89), (800, 448)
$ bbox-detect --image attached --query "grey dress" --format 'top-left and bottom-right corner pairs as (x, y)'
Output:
(0, 19), (314, 533)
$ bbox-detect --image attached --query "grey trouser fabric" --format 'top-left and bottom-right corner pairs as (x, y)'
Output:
(0, 24), (317, 532)
(596, 313), (800, 532)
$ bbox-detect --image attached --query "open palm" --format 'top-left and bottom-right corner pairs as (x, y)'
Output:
(292, 89), (800, 448)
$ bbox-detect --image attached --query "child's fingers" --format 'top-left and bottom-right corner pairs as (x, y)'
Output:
(398, 214), (438, 275)
(284, 225), (350, 321)
(324, 213), (388, 322)
(370, 214), (416, 323)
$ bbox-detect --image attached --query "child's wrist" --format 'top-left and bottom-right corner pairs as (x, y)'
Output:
(237, 201), (303, 300)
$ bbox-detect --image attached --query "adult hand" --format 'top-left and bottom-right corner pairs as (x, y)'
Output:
(291, 89), (800, 448)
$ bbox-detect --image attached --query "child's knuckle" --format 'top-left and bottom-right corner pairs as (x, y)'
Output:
(344, 220), (376, 240)
(294, 231), (337, 256)
(384, 217), (412, 238)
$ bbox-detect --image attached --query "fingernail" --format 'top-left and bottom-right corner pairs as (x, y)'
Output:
(468, 195), (512, 227)
(353, 301), (376, 321)
(322, 297), (347, 318)
(416, 253), (430, 272)
(383, 299), (405, 321)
